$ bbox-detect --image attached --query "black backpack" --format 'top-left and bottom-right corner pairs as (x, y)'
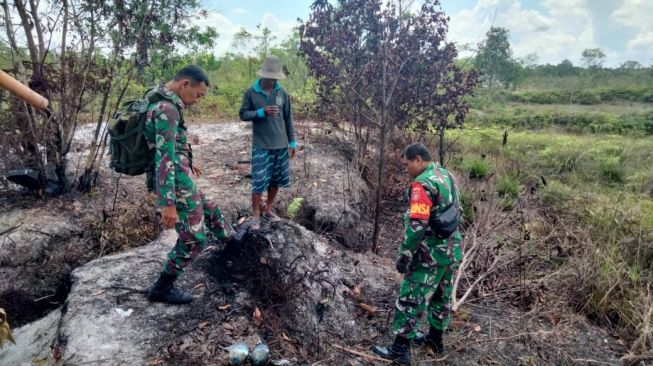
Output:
(428, 171), (462, 239)
(107, 91), (172, 176)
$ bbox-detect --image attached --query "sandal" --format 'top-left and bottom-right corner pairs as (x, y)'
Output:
(263, 211), (282, 223)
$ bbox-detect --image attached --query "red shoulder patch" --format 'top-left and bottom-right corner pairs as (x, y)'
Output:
(408, 182), (432, 220)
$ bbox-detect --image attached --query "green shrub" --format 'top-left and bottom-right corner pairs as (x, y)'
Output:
(496, 174), (520, 198)
(480, 108), (652, 135)
(287, 197), (304, 220)
(459, 188), (475, 224)
(499, 197), (516, 211)
(538, 180), (574, 207)
(508, 87), (653, 105)
(454, 125), (653, 352)
(463, 158), (491, 179)
(598, 158), (625, 184)
(575, 91), (602, 105)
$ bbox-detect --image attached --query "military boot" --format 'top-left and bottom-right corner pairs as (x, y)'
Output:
(148, 272), (193, 304)
(371, 336), (411, 365)
(413, 328), (444, 354)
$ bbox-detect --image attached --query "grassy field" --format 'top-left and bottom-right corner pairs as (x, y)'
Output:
(449, 85), (653, 355)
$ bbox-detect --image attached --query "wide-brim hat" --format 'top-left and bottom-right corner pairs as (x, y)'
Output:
(256, 55), (287, 80)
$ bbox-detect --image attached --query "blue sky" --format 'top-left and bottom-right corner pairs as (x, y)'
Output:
(198, 0), (653, 67)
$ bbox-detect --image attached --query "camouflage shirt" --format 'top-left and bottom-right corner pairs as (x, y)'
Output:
(143, 85), (193, 207)
(398, 162), (463, 268)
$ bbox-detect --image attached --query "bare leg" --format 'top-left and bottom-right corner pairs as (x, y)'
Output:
(264, 186), (279, 215)
(252, 192), (263, 221)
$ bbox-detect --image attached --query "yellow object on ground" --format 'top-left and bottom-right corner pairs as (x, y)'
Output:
(0, 308), (16, 348)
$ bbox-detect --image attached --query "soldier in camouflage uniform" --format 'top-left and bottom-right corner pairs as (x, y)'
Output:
(145, 65), (233, 305)
(372, 143), (463, 364)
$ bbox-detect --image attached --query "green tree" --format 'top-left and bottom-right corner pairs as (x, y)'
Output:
(556, 59), (576, 75)
(474, 27), (520, 88)
(581, 48), (606, 69)
(0, 0), (217, 193)
(620, 60), (642, 69)
(519, 53), (539, 69)
(232, 24), (276, 60)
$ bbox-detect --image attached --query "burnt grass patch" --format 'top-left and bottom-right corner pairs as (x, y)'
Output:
(0, 181), (157, 327)
(201, 230), (332, 343)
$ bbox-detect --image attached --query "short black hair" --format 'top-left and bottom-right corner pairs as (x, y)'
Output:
(402, 142), (432, 161)
(173, 65), (210, 87)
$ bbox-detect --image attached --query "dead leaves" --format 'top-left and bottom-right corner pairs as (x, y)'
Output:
(356, 303), (378, 316)
(350, 284), (362, 298)
(0, 308), (16, 349)
(342, 282), (384, 318)
(343, 282), (363, 301)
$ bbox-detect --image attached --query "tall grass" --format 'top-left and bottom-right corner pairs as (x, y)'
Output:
(451, 128), (653, 194)
(449, 126), (653, 356)
(466, 107), (653, 135)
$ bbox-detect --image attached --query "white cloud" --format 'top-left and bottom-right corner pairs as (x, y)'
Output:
(193, 10), (241, 55)
(232, 8), (247, 15)
(613, 0), (653, 52)
(192, 11), (297, 57)
(448, 0), (601, 65)
(260, 13), (297, 44)
(627, 32), (653, 51)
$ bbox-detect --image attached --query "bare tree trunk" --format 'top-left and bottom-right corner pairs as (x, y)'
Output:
(53, 0), (70, 191)
(60, 0), (68, 75)
(78, 80), (112, 191)
(6, 0), (47, 182)
(28, 0), (46, 59)
(79, 3), (125, 191)
(371, 43), (389, 253)
(2, 0), (24, 72)
(80, 60), (136, 191)
(135, 0), (151, 80)
(14, 0), (41, 81)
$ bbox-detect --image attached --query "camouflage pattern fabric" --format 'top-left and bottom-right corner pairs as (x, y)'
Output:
(392, 162), (463, 338)
(397, 162), (463, 268)
(144, 85), (231, 276)
(392, 264), (457, 337)
(163, 193), (229, 275)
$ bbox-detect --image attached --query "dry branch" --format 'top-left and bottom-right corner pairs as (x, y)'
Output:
(330, 343), (392, 364)
(418, 331), (554, 364)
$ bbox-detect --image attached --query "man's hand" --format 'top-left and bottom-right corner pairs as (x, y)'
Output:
(396, 254), (410, 274)
(264, 105), (279, 117)
(288, 147), (296, 158)
(191, 163), (202, 177)
(161, 205), (178, 229)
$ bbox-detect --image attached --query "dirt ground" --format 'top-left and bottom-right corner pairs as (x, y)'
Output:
(0, 119), (635, 365)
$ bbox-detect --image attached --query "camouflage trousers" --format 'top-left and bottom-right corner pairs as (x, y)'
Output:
(392, 264), (457, 338)
(162, 190), (231, 276)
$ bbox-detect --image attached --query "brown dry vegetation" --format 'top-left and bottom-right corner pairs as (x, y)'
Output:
(0, 174), (157, 327)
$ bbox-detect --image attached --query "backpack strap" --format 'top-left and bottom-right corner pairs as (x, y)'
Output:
(446, 171), (459, 207)
(146, 89), (184, 125)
